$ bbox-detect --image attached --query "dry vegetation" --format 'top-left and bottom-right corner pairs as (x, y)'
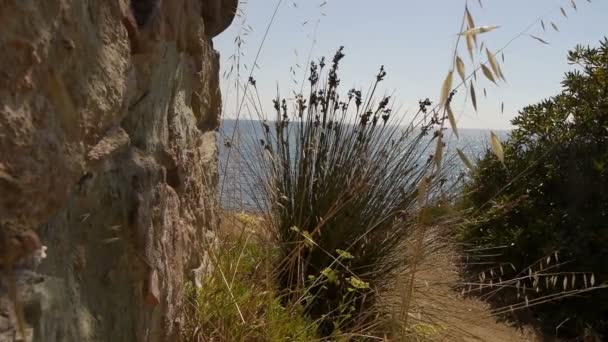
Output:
(183, 0), (607, 340)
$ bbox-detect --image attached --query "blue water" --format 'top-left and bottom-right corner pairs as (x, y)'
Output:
(217, 119), (509, 210)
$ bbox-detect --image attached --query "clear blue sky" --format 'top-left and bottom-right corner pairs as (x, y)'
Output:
(213, 0), (607, 129)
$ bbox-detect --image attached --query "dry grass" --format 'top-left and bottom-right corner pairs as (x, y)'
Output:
(404, 236), (541, 342)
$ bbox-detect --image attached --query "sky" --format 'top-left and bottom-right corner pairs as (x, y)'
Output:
(213, 0), (608, 129)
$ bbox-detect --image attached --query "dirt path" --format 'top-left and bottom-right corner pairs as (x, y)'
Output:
(408, 243), (541, 342)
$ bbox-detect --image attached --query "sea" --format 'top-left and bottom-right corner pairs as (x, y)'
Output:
(217, 119), (508, 211)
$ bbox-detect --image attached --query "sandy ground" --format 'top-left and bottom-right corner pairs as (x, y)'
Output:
(408, 242), (542, 342)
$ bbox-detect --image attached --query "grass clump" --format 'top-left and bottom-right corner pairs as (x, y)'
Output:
(249, 47), (451, 337)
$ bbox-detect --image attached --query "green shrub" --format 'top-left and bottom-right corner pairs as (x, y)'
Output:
(462, 38), (608, 337)
(252, 48), (448, 336)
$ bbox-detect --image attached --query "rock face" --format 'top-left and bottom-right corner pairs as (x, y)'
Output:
(0, 0), (236, 340)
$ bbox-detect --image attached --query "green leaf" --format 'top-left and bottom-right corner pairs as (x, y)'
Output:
(302, 230), (315, 248)
(321, 267), (340, 285)
(347, 277), (370, 290)
(336, 249), (354, 260)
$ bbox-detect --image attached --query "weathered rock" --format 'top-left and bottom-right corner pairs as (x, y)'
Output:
(0, 0), (236, 341)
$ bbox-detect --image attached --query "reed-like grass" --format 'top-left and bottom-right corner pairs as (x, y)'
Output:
(243, 47), (455, 336)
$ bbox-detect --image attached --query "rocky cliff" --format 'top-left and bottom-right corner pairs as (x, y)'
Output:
(0, 0), (236, 340)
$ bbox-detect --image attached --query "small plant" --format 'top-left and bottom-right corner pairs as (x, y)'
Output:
(408, 323), (445, 341)
(181, 214), (318, 341)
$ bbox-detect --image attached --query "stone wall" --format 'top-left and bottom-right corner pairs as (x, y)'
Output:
(0, 1), (236, 340)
